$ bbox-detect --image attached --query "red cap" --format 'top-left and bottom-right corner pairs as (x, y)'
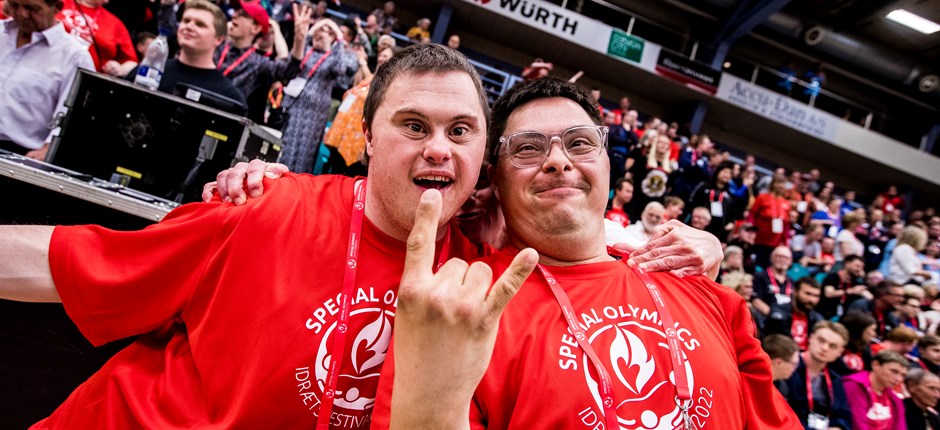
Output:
(239, 1), (270, 36)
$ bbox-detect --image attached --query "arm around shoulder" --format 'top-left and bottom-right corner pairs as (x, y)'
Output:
(0, 226), (59, 302)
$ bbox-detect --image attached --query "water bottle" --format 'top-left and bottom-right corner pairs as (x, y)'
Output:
(134, 35), (169, 90)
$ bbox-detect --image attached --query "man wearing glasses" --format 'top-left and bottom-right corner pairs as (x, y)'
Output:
(379, 78), (799, 429)
(785, 321), (852, 430)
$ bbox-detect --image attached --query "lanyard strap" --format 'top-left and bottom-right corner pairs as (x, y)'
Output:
(806, 366), (833, 415)
(709, 190), (724, 203)
(217, 43), (256, 77)
(315, 180), (450, 429)
(534, 253), (692, 430)
(301, 48), (332, 79)
(768, 271), (791, 295)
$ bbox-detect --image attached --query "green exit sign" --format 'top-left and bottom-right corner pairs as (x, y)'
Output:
(607, 30), (645, 63)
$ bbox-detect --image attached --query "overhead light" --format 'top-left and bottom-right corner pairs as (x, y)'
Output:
(886, 9), (940, 34)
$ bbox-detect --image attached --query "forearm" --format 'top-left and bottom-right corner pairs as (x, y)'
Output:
(389, 366), (473, 430)
(291, 34), (306, 60)
(0, 226), (59, 302)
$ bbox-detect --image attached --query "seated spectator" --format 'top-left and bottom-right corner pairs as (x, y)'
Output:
(661, 195), (684, 223)
(847, 282), (905, 340)
(786, 321), (852, 430)
(689, 160), (741, 241)
(904, 369), (940, 430)
(835, 212), (866, 263)
(727, 222), (760, 274)
(765, 277), (825, 350)
(899, 294), (927, 334)
(135, 31), (155, 60)
(879, 222), (906, 275)
(820, 254), (871, 319)
(872, 326), (918, 356)
(911, 334), (940, 375)
(0, 0), (93, 159)
(604, 177), (633, 227)
(405, 17), (430, 43)
(688, 206), (711, 231)
(128, 0), (246, 112)
(369, 0), (398, 32)
(753, 246), (795, 316)
(879, 185), (906, 214)
(842, 350), (908, 429)
(609, 201), (663, 248)
(810, 197), (844, 238)
(800, 224), (830, 275)
(720, 245), (745, 281)
(820, 236), (837, 269)
(720, 271), (761, 336)
(58, 0), (137, 75)
(673, 133), (713, 201)
(763, 334), (800, 396)
(835, 311), (878, 375)
(446, 33), (460, 50)
(889, 226), (933, 285)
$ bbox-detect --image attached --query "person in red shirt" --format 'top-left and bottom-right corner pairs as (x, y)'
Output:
(57, 0), (137, 75)
(379, 78), (799, 429)
(1, 45), (726, 429)
(605, 177), (633, 227)
(878, 185), (905, 214)
(749, 175), (792, 269)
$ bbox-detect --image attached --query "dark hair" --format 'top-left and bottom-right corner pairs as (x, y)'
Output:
(762, 334), (799, 360)
(843, 254), (864, 266)
(710, 160), (736, 187)
(840, 311), (877, 352)
(487, 77), (601, 165)
(919, 334), (940, 350)
(874, 281), (901, 298)
(614, 177), (633, 191)
(363, 43), (487, 134)
(136, 31), (157, 44)
(796, 276), (821, 291)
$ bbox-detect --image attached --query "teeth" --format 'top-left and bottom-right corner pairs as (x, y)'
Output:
(415, 175), (451, 182)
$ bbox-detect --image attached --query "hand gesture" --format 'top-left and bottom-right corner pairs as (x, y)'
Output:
(201, 159), (290, 204)
(390, 190), (537, 428)
(621, 220), (723, 279)
(292, 3), (314, 39)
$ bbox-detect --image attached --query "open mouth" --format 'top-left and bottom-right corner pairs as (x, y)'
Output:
(413, 175), (453, 190)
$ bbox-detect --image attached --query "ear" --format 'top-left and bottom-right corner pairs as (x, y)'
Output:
(362, 119), (374, 156)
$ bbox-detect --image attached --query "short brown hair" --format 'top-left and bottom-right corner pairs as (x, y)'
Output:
(811, 320), (849, 344)
(885, 326), (919, 344)
(762, 334), (799, 361)
(873, 350), (910, 367)
(919, 334), (940, 350)
(183, 0), (227, 38)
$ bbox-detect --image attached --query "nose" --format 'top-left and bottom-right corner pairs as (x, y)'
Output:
(422, 131), (452, 164)
(541, 136), (571, 172)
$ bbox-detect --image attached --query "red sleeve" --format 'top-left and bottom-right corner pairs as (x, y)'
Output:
(724, 287), (802, 429)
(114, 22), (138, 63)
(50, 202), (229, 346)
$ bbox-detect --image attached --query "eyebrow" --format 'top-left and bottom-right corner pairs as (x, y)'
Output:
(392, 108), (481, 126)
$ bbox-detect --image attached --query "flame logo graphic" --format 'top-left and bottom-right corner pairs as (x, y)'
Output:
(352, 313), (392, 374)
(610, 325), (655, 395)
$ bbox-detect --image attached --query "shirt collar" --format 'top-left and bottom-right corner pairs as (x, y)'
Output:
(1, 19), (67, 46)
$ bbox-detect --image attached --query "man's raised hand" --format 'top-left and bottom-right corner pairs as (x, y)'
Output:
(390, 189), (537, 429)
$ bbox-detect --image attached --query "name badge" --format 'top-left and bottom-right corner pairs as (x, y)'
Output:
(283, 78), (308, 98)
(807, 412), (829, 430)
(710, 201), (724, 218)
(772, 218), (784, 234)
(775, 294), (791, 306)
(797, 201), (808, 212)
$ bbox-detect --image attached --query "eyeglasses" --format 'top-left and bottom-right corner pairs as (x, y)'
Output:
(497, 125), (608, 168)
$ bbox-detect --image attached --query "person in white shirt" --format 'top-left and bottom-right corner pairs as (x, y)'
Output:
(607, 201), (664, 248)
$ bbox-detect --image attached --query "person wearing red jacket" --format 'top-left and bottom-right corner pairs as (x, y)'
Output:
(750, 175), (792, 269)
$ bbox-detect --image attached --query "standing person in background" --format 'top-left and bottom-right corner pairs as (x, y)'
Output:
(58, 0), (137, 75)
(842, 351), (908, 430)
(278, 17), (348, 173)
(0, 0), (94, 159)
(750, 175), (792, 269)
(689, 160), (741, 241)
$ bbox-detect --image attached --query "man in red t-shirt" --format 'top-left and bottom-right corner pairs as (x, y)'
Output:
(380, 78), (799, 429)
(1, 45), (724, 429)
(57, 0), (138, 75)
(749, 175), (792, 269)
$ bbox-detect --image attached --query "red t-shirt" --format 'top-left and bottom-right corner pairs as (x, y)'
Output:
(36, 175), (480, 429)
(605, 207), (630, 227)
(749, 193), (791, 247)
(372, 250), (800, 429)
(57, 0), (137, 71)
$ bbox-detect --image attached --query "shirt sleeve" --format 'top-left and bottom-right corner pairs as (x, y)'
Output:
(49, 202), (228, 346)
(114, 22), (138, 63)
(841, 379), (873, 429)
(723, 286), (803, 428)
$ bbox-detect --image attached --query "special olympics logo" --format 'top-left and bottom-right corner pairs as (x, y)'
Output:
(583, 321), (696, 430)
(347, 259), (357, 269)
(354, 202), (364, 210)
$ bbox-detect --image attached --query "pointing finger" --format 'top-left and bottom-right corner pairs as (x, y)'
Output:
(402, 190), (443, 286)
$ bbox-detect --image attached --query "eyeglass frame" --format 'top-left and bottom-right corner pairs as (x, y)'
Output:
(495, 125), (609, 169)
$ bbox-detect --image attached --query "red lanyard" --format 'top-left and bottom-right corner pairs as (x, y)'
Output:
(315, 180), (450, 429)
(216, 43), (256, 77)
(768, 271), (792, 295)
(301, 48), (332, 79)
(534, 252), (692, 430)
(709, 190), (724, 203)
(806, 366), (833, 415)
